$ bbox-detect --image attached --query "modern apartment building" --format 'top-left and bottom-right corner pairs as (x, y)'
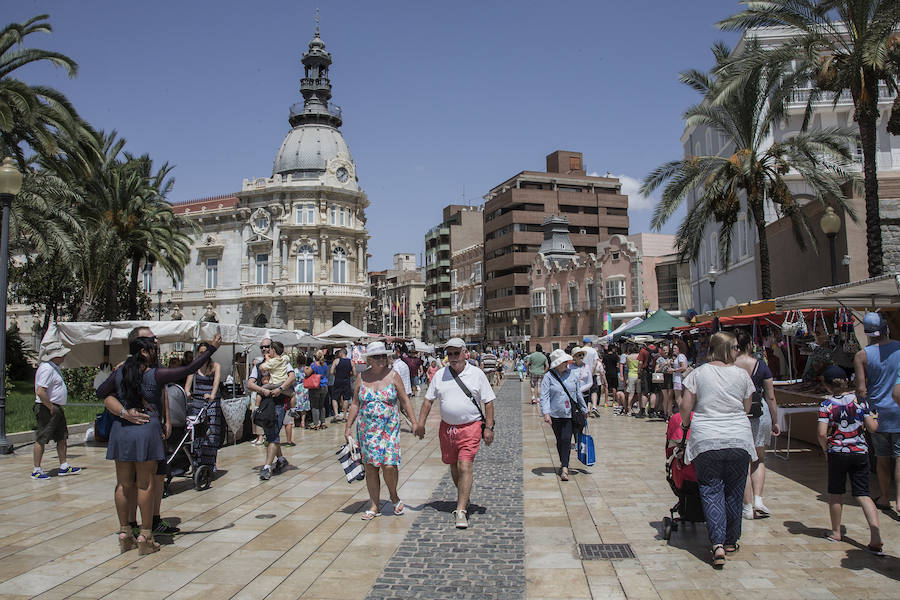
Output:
(367, 254), (426, 338)
(423, 205), (483, 343)
(482, 150), (629, 346)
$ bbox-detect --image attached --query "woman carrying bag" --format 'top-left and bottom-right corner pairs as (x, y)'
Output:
(540, 349), (588, 481)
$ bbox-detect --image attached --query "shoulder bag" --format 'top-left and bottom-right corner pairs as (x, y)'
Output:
(448, 367), (488, 438)
(302, 373), (321, 389)
(748, 360), (764, 419)
(550, 370), (586, 428)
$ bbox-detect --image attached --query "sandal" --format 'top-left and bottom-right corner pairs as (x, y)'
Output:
(867, 543), (886, 557)
(118, 526), (137, 553)
(137, 530), (160, 555)
(825, 533), (841, 543)
(711, 545), (725, 568)
(393, 500), (405, 515)
(361, 510), (381, 521)
(724, 543), (740, 554)
(560, 468), (569, 482)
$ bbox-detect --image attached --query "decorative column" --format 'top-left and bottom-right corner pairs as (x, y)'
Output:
(280, 235), (289, 281)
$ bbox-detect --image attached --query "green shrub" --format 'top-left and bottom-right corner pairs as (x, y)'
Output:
(61, 366), (100, 404)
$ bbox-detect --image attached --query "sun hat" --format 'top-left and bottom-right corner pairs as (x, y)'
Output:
(364, 341), (391, 357)
(572, 346), (587, 358)
(863, 312), (886, 336)
(444, 337), (466, 349)
(40, 340), (70, 362)
(549, 348), (573, 370)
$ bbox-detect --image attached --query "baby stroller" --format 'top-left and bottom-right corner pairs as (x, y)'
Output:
(662, 412), (705, 541)
(164, 384), (214, 492)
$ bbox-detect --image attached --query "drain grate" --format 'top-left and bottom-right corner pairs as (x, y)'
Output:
(255, 514), (276, 519)
(578, 543), (635, 560)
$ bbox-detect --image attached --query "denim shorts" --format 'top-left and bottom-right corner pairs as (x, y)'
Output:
(871, 432), (900, 457)
(264, 404), (286, 444)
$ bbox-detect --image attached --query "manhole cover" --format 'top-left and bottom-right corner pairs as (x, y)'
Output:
(578, 543), (635, 560)
(255, 514), (276, 519)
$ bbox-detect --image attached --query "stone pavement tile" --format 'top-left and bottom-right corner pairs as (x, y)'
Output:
(165, 582), (247, 600)
(526, 568), (590, 598)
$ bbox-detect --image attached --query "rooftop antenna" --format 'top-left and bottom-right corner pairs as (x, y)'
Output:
(315, 8), (320, 36)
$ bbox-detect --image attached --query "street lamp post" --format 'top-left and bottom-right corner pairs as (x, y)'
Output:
(707, 266), (718, 311)
(308, 290), (314, 334)
(512, 317), (519, 349)
(0, 158), (23, 455)
(155, 289), (172, 321)
(820, 206), (842, 286)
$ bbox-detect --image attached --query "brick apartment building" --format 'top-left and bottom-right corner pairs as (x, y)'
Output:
(482, 150), (629, 346)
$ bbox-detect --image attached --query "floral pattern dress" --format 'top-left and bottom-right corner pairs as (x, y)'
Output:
(357, 382), (401, 467)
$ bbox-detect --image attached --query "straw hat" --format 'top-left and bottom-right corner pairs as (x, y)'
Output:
(571, 346), (587, 358)
(549, 348), (573, 370)
(365, 341), (391, 357)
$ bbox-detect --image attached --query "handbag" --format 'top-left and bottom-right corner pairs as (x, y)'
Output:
(302, 373), (321, 389)
(95, 410), (113, 443)
(748, 361), (764, 418)
(336, 436), (364, 483)
(550, 370), (586, 428)
(221, 396), (250, 435)
(652, 372), (665, 384)
(577, 427), (596, 467)
(449, 366), (489, 438)
(252, 395), (277, 429)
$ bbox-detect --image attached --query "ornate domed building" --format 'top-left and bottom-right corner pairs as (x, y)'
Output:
(161, 26), (370, 332)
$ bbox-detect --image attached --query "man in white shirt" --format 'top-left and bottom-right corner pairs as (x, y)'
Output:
(246, 338), (296, 481)
(392, 344), (415, 428)
(581, 339), (601, 415)
(415, 338), (495, 529)
(32, 341), (81, 480)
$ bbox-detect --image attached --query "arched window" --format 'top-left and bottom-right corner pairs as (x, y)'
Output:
(254, 314), (268, 328)
(332, 246), (347, 283)
(297, 245), (315, 283)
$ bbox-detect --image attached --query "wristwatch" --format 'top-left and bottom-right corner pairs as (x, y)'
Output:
(486, 424), (495, 431)
(119, 408), (126, 418)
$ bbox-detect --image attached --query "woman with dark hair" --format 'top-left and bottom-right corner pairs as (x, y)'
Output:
(679, 331), (755, 568)
(734, 329), (780, 520)
(102, 330), (221, 555)
(185, 341), (224, 467)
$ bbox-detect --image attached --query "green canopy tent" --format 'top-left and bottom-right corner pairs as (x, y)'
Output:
(613, 309), (689, 340)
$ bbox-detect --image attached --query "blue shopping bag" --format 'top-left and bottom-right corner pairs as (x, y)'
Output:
(577, 431), (595, 467)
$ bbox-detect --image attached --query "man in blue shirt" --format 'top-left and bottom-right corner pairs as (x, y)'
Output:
(854, 312), (900, 512)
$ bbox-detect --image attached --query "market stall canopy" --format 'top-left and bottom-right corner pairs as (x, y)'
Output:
(412, 338), (435, 354)
(599, 317), (643, 343)
(775, 274), (900, 311)
(615, 309), (689, 339)
(316, 320), (373, 342)
(692, 300), (776, 323)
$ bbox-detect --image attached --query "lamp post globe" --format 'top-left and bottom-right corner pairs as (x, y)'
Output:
(820, 207), (842, 286)
(707, 266), (718, 312)
(0, 157), (23, 455)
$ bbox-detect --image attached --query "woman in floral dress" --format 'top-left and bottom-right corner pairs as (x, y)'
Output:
(344, 341), (416, 520)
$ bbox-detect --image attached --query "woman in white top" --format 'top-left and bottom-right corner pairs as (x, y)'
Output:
(672, 338), (690, 409)
(571, 348), (594, 402)
(679, 331), (755, 568)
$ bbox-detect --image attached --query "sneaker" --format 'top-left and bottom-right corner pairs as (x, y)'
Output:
(591, 407), (601, 417)
(259, 466), (272, 481)
(742, 504), (755, 520)
(753, 501), (771, 517)
(30, 470), (50, 481)
(153, 519), (180, 534)
(58, 465), (82, 476)
(274, 456), (288, 474)
(453, 509), (468, 529)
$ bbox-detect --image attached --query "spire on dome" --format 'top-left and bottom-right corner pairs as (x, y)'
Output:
(288, 14), (342, 128)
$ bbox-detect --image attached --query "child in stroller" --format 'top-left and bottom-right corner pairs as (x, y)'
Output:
(663, 411), (704, 541)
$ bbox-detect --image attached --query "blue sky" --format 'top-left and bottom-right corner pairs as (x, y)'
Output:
(8, 1), (741, 270)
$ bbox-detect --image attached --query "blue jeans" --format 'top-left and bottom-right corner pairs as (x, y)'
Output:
(264, 404), (286, 444)
(692, 448), (750, 546)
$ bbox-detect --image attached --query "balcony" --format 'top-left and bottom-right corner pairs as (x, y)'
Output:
(242, 283), (274, 298)
(606, 296), (626, 309)
(170, 290), (183, 302)
(280, 283), (318, 297)
(532, 305), (546, 315)
(787, 84), (892, 108)
(276, 282), (368, 298)
(566, 301), (579, 312)
(204, 289), (216, 299)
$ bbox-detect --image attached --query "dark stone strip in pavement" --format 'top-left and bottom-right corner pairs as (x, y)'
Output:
(366, 380), (526, 600)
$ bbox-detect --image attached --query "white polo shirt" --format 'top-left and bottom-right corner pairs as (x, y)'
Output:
(425, 362), (496, 425)
(392, 358), (412, 395)
(35, 362), (67, 406)
(582, 346), (600, 377)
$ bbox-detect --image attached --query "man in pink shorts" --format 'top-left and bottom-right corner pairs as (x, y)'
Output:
(415, 337), (495, 529)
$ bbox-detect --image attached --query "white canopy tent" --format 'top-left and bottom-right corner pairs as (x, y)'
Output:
(775, 274), (900, 310)
(316, 320), (373, 343)
(598, 317), (643, 344)
(411, 338), (435, 354)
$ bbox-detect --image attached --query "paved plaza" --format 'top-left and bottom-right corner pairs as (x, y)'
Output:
(2, 381), (900, 599)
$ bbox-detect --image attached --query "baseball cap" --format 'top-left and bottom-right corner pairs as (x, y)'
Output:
(863, 312), (886, 336)
(445, 337), (466, 349)
(823, 365), (848, 383)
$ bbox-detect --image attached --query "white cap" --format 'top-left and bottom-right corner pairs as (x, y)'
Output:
(445, 337), (466, 349)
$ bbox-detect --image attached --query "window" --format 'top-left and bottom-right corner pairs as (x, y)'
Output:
(568, 283), (579, 311)
(536, 318), (544, 338)
(332, 246), (347, 283)
(348, 209), (354, 227)
(710, 232), (719, 270)
(296, 203), (315, 225)
(656, 264), (679, 311)
(297, 245), (314, 283)
(205, 258), (218, 289)
(587, 281), (596, 308)
(141, 264), (152, 292)
(551, 288), (561, 313)
(256, 253), (269, 284)
(330, 205), (337, 225)
(605, 278), (626, 307)
(450, 269), (457, 287)
(172, 273), (184, 291)
(451, 292), (458, 311)
(531, 290), (546, 313)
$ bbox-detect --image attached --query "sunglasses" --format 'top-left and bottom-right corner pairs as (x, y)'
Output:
(260, 345), (271, 350)
(137, 336), (158, 343)
(446, 350), (462, 357)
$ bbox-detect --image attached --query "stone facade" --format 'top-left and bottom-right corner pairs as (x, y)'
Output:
(367, 257), (426, 338)
(449, 243), (484, 342)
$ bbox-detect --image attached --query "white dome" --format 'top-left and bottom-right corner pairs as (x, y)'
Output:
(272, 124), (353, 176)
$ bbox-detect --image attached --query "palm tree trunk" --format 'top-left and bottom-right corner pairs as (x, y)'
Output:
(855, 69), (883, 278)
(127, 255), (140, 319)
(750, 198), (772, 299)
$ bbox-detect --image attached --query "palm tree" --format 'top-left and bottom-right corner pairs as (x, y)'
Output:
(718, 0), (900, 278)
(0, 14), (81, 166)
(641, 40), (858, 299)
